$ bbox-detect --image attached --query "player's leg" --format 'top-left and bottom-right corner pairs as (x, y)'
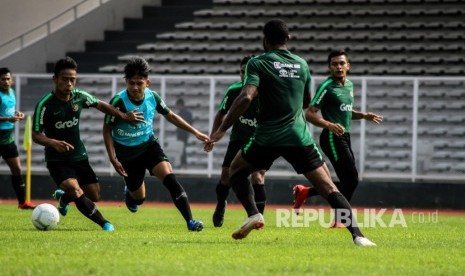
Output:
(120, 156), (147, 213)
(287, 145), (374, 246)
(152, 161), (203, 231)
(213, 140), (243, 227)
(229, 143), (275, 239)
(81, 183), (101, 202)
(3, 143), (34, 209)
(212, 166), (230, 227)
(320, 132), (359, 227)
(149, 142), (203, 231)
(251, 170), (266, 214)
(49, 161), (114, 231)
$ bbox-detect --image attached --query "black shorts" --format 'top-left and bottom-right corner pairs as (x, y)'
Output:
(222, 140), (245, 167)
(120, 141), (168, 192)
(47, 159), (98, 187)
(242, 142), (325, 174)
(0, 142), (19, 160)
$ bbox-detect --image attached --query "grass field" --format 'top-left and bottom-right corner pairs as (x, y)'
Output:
(1, 202), (464, 275)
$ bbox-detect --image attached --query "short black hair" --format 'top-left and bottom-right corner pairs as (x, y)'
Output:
(240, 55), (253, 67)
(0, 67), (11, 76)
(124, 57), (150, 79)
(327, 49), (349, 65)
(54, 57), (77, 76)
(263, 19), (289, 45)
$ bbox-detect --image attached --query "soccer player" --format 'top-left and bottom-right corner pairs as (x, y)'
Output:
(0, 67), (35, 209)
(102, 57), (207, 231)
(294, 49), (383, 227)
(205, 56), (267, 227)
(208, 19), (376, 246)
(32, 57), (144, 231)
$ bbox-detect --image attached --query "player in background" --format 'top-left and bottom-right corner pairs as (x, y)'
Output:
(204, 56), (267, 227)
(0, 67), (35, 209)
(32, 57), (144, 231)
(103, 57), (207, 231)
(207, 19), (376, 246)
(294, 49), (383, 227)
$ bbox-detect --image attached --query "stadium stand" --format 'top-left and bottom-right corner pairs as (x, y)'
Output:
(2, 0), (464, 183)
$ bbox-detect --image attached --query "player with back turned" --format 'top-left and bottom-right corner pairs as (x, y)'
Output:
(207, 19), (376, 246)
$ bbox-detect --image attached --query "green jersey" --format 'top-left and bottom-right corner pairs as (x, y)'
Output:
(244, 49), (313, 146)
(218, 81), (258, 142)
(311, 77), (354, 132)
(32, 90), (99, 162)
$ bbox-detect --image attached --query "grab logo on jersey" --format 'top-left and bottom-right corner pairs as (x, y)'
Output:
(55, 117), (79, 129)
(340, 103), (353, 112)
(239, 116), (257, 127)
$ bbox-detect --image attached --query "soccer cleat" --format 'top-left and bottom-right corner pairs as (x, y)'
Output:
(188, 220), (204, 231)
(102, 222), (115, 232)
(124, 186), (138, 213)
(52, 189), (69, 216)
(293, 184), (310, 214)
(18, 202), (36, 209)
(330, 221), (346, 228)
(232, 213), (265, 240)
(354, 236), (377, 247)
(212, 201), (227, 227)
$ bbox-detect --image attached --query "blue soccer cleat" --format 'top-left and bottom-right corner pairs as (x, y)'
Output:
(188, 219), (204, 232)
(124, 186), (138, 213)
(52, 189), (69, 216)
(102, 222), (115, 232)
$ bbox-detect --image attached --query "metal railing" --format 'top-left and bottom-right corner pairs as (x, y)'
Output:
(1, 73), (464, 183)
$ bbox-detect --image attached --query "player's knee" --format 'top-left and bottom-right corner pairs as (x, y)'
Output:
(87, 193), (101, 202)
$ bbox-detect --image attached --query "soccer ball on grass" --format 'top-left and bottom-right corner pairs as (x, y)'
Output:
(31, 203), (60, 230)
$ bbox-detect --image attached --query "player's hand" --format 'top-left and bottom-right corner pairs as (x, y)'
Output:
(328, 123), (345, 136)
(204, 141), (215, 152)
(52, 140), (75, 153)
(124, 109), (145, 124)
(210, 129), (226, 144)
(111, 159), (127, 177)
(365, 112), (383, 124)
(194, 131), (210, 144)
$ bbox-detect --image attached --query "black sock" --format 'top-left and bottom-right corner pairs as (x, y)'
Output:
(230, 169), (258, 217)
(215, 182), (230, 209)
(60, 192), (73, 205)
(163, 174), (192, 223)
(327, 192), (363, 239)
(11, 175), (25, 205)
(74, 195), (108, 227)
(253, 184), (266, 214)
(308, 188), (320, 197)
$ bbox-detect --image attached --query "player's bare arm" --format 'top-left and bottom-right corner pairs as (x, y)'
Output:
(352, 110), (383, 124)
(102, 123), (127, 177)
(0, 111), (25, 122)
(95, 100), (144, 124)
(305, 106), (345, 136)
(164, 111), (210, 143)
(31, 131), (74, 153)
(204, 111), (226, 152)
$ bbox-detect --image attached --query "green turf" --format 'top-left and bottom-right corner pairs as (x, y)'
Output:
(0, 203), (464, 275)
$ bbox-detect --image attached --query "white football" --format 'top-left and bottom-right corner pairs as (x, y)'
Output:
(31, 203), (60, 231)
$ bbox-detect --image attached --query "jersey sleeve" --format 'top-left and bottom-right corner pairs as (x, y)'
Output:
(311, 80), (330, 109)
(303, 64), (312, 108)
(104, 95), (125, 126)
(152, 90), (170, 115)
(243, 58), (260, 87)
(78, 90), (100, 108)
(32, 93), (53, 133)
(218, 83), (241, 114)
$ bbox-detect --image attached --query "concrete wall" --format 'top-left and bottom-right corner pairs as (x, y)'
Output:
(1, 175), (464, 209)
(1, 0), (160, 73)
